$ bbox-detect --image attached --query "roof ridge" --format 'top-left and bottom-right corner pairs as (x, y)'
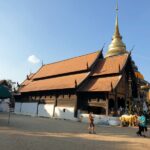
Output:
(31, 50), (101, 80)
(44, 50), (100, 66)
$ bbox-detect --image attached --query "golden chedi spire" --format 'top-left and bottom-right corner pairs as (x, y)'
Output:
(105, 0), (127, 58)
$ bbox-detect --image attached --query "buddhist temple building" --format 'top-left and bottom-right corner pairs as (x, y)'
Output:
(14, 1), (149, 120)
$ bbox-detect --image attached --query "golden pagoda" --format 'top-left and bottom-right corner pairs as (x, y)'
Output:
(105, 1), (128, 58)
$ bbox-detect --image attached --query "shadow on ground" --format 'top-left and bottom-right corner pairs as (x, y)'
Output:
(0, 113), (150, 150)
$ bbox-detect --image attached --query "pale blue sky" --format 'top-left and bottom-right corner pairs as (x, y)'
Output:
(0, 0), (150, 83)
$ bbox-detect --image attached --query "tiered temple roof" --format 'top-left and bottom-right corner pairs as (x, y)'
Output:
(78, 75), (122, 92)
(92, 54), (129, 76)
(19, 51), (101, 92)
(19, 51), (130, 93)
(79, 53), (129, 92)
(32, 51), (100, 80)
(20, 72), (90, 92)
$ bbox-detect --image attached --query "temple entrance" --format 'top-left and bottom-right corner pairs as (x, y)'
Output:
(108, 99), (115, 115)
(109, 99), (115, 109)
(117, 97), (126, 115)
(118, 98), (125, 108)
(88, 106), (106, 115)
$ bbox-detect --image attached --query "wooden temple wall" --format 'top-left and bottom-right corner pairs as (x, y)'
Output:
(77, 93), (108, 116)
(108, 74), (134, 115)
(54, 94), (77, 120)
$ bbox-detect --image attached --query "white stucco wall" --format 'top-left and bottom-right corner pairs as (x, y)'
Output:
(79, 114), (106, 124)
(54, 107), (77, 121)
(21, 103), (38, 116)
(38, 104), (54, 117)
(0, 101), (9, 112)
(79, 113), (120, 125)
(14, 102), (22, 114)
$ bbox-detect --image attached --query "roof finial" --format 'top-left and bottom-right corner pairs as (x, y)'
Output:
(116, 0), (119, 24)
(113, 0), (121, 39)
(42, 60), (44, 66)
(116, 0), (118, 14)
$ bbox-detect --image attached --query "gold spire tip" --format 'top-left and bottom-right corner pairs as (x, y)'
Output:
(116, 0), (118, 12)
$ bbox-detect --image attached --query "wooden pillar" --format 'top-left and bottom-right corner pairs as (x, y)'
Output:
(52, 96), (57, 117)
(74, 94), (78, 118)
(106, 94), (109, 116)
(125, 75), (127, 109)
(128, 72), (132, 114)
(114, 90), (118, 115)
(20, 102), (22, 113)
(36, 100), (39, 116)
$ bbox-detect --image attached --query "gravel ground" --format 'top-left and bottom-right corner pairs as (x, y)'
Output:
(0, 113), (150, 150)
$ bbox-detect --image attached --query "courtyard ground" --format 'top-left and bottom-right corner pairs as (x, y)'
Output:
(0, 113), (150, 150)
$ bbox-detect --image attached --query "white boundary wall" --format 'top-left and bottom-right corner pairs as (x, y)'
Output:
(21, 103), (38, 116)
(14, 102), (77, 121)
(79, 113), (120, 125)
(14, 102), (120, 126)
(14, 102), (54, 118)
(14, 102), (22, 114)
(0, 101), (9, 112)
(54, 106), (77, 121)
(38, 104), (54, 117)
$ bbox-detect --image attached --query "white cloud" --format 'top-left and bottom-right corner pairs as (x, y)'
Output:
(28, 55), (40, 64)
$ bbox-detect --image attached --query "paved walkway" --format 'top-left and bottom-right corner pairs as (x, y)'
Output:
(0, 113), (150, 150)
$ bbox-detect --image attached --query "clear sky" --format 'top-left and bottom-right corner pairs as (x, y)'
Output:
(0, 0), (150, 84)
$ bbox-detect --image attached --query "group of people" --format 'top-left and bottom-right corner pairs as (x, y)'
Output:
(88, 112), (149, 137)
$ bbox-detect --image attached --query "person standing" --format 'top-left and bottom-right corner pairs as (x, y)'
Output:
(136, 112), (146, 137)
(143, 111), (148, 137)
(88, 113), (96, 134)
